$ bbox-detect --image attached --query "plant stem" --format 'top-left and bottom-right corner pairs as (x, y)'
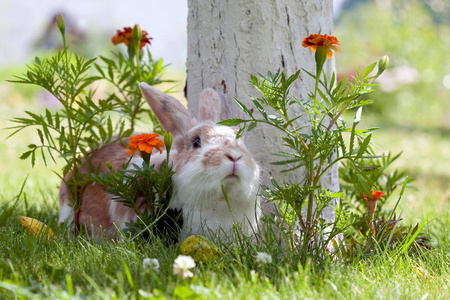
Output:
(135, 48), (141, 80)
(305, 149), (315, 231)
(279, 109), (309, 152)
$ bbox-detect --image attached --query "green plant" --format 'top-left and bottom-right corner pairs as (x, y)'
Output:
(90, 132), (181, 242)
(7, 17), (170, 230)
(219, 35), (400, 254)
(340, 151), (414, 232)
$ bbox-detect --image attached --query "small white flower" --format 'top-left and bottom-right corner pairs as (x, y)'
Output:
(143, 258), (160, 272)
(173, 255), (196, 279)
(255, 252), (272, 265)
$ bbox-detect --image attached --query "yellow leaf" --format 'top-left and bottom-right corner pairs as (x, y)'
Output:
(19, 216), (55, 240)
(180, 235), (221, 262)
(411, 265), (428, 280)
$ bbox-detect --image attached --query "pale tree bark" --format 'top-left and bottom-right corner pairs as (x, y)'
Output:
(186, 0), (339, 223)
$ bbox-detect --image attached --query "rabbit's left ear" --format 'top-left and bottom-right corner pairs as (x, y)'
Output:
(140, 82), (197, 136)
(198, 88), (221, 122)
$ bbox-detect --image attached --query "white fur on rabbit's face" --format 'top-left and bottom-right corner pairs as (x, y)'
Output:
(170, 123), (261, 240)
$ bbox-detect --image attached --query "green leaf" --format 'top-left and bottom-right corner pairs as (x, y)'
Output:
(25, 111), (43, 123)
(286, 69), (301, 86)
(84, 57), (97, 68)
(123, 129), (134, 138)
(361, 62), (377, 79)
(356, 134), (372, 159)
(236, 124), (246, 139)
(349, 107), (363, 154)
(40, 147), (47, 166)
(247, 121), (257, 132)
(107, 64), (114, 81)
(45, 109), (54, 127)
(250, 74), (259, 86)
(317, 86), (331, 108)
(107, 117), (113, 141)
(20, 150), (33, 160)
(31, 151), (36, 167)
(281, 137), (295, 148)
(94, 63), (105, 77)
(271, 158), (303, 166)
(100, 55), (116, 67)
(354, 66), (361, 80)
(326, 191), (344, 198)
(37, 129), (44, 144)
(330, 72), (336, 89)
(234, 98), (253, 117)
(356, 173), (371, 195)
(98, 125), (107, 141)
(252, 99), (268, 121)
(217, 118), (246, 126)
(54, 113), (60, 130)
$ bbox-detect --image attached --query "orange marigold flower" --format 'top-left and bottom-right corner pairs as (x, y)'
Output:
(302, 34), (341, 58)
(126, 133), (164, 157)
(111, 26), (152, 49)
(363, 190), (384, 231)
(363, 190), (384, 201)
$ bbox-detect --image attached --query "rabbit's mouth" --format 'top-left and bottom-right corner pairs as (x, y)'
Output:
(225, 174), (239, 179)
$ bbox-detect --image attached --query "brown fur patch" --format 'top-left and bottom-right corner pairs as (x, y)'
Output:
(173, 152), (192, 171)
(174, 136), (185, 153)
(77, 183), (113, 234)
(203, 147), (225, 167)
(201, 125), (218, 143)
(60, 137), (164, 236)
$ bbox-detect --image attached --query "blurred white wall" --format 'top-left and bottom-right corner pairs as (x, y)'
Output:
(0, 0), (188, 68)
(0, 1), (345, 69)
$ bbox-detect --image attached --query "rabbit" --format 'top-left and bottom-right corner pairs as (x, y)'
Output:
(58, 82), (261, 241)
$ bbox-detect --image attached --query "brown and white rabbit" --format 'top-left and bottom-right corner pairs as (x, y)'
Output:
(58, 82), (261, 241)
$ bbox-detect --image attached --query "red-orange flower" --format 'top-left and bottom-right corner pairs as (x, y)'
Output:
(302, 34), (341, 58)
(363, 190), (384, 201)
(126, 133), (164, 157)
(363, 190), (384, 224)
(111, 26), (152, 49)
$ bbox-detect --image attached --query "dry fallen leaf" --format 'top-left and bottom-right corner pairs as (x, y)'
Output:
(19, 216), (55, 240)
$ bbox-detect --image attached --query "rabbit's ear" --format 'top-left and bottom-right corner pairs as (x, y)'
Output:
(140, 83), (196, 136)
(198, 88), (222, 122)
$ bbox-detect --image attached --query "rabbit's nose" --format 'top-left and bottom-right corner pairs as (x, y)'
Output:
(225, 150), (242, 162)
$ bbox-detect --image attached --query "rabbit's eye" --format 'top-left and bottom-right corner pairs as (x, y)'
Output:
(192, 136), (201, 148)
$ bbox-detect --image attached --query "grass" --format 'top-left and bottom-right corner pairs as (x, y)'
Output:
(1, 73), (450, 299)
(1, 198), (449, 299)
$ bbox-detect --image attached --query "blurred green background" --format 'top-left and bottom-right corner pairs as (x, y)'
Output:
(335, 0), (450, 225)
(1, 0), (449, 227)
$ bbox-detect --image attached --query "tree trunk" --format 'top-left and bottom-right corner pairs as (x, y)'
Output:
(186, 0), (338, 223)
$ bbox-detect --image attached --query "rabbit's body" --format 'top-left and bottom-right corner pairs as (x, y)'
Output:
(58, 84), (261, 240)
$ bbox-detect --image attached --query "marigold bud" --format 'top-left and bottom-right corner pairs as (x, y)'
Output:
(56, 15), (65, 37)
(164, 131), (173, 155)
(132, 25), (142, 51)
(376, 55), (389, 77)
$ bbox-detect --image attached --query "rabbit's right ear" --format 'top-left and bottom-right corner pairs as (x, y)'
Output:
(198, 88), (221, 122)
(139, 83), (196, 136)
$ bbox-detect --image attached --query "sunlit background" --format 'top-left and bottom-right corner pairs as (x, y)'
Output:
(1, 0), (449, 224)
